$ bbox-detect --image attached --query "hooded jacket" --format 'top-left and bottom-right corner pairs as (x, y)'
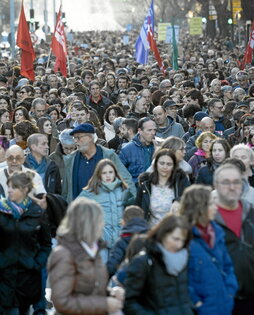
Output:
(156, 117), (185, 139)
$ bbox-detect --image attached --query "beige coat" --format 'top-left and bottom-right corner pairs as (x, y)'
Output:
(47, 237), (108, 315)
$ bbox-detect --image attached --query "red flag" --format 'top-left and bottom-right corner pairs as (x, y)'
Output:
(242, 21), (254, 70)
(147, 17), (165, 74)
(51, 6), (67, 77)
(16, 1), (35, 81)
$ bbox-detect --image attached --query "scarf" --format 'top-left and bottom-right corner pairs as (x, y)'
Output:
(27, 154), (47, 181)
(101, 178), (121, 191)
(0, 197), (31, 219)
(157, 243), (188, 276)
(196, 223), (215, 248)
(194, 148), (206, 157)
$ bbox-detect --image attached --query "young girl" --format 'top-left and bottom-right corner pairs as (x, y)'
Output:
(79, 159), (132, 262)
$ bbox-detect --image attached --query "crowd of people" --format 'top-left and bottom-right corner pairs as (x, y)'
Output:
(0, 30), (254, 315)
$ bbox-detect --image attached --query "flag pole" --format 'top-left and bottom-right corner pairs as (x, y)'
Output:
(46, 48), (52, 69)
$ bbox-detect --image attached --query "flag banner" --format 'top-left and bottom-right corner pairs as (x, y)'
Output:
(242, 20), (254, 69)
(16, 1), (35, 81)
(172, 22), (179, 70)
(135, 0), (154, 65)
(51, 5), (67, 77)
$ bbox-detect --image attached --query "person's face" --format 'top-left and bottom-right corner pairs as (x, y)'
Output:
(118, 78), (128, 89)
(135, 97), (148, 114)
(212, 143), (226, 163)
(6, 150), (25, 173)
(238, 76), (248, 88)
(73, 133), (93, 153)
(90, 84), (100, 98)
(211, 101), (224, 119)
(166, 106), (178, 119)
(175, 145), (186, 162)
(231, 149), (251, 172)
(0, 99), (8, 110)
(20, 89), (30, 100)
(119, 124), (129, 139)
(101, 164), (116, 183)
(107, 75), (115, 87)
(8, 184), (27, 204)
(202, 136), (213, 152)
(49, 110), (58, 122)
(48, 76), (58, 88)
(34, 104), (46, 118)
(84, 75), (93, 85)
(208, 63), (215, 72)
(141, 79), (149, 88)
(161, 228), (186, 253)
(31, 136), (49, 157)
(141, 90), (151, 105)
(157, 155), (174, 179)
(138, 120), (156, 145)
(201, 120), (215, 133)
(48, 93), (57, 102)
(61, 143), (77, 155)
(4, 129), (12, 140)
(76, 110), (89, 124)
(60, 93), (68, 104)
(215, 168), (242, 206)
(128, 90), (137, 102)
(34, 88), (42, 98)
(15, 110), (25, 123)
(43, 120), (52, 135)
(108, 109), (117, 124)
(67, 80), (75, 90)
(0, 111), (9, 124)
(118, 93), (128, 104)
(223, 90), (233, 100)
(153, 108), (167, 126)
(211, 80), (221, 93)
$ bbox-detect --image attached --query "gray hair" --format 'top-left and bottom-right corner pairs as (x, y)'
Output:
(230, 143), (254, 164)
(57, 197), (104, 245)
(59, 129), (75, 145)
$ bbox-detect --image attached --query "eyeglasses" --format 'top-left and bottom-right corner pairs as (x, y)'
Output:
(73, 134), (89, 141)
(217, 180), (242, 187)
(6, 155), (23, 162)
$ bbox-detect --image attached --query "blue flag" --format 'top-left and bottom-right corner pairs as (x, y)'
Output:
(135, 0), (154, 65)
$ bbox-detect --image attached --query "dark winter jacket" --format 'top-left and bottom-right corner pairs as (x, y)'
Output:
(215, 200), (254, 300)
(188, 222), (238, 315)
(36, 193), (68, 237)
(0, 201), (51, 309)
(196, 163), (216, 186)
(119, 134), (155, 183)
(24, 156), (62, 195)
(136, 171), (190, 221)
(85, 95), (113, 124)
(124, 241), (194, 315)
(106, 218), (149, 277)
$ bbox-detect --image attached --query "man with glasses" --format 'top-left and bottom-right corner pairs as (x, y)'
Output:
(0, 145), (46, 197)
(208, 98), (232, 135)
(214, 164), (254, 314)
(62, 123), (135, 203)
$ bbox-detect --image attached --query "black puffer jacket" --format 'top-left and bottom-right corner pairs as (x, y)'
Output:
(0, 201), (51, 309)
(136, 171), (190, 221)
(124, 241), (194, 315)
(215, 199), (254, 300)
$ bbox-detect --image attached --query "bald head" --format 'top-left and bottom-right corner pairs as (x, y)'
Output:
(200, 117), (215, 133)
(6, 145), (25, 173)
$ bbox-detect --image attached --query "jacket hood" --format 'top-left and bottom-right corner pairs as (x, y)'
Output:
(121, 217), (150, 234)
(132, 134), (144, 147)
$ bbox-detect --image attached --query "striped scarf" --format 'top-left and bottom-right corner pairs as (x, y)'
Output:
(0, 197), (31, 219)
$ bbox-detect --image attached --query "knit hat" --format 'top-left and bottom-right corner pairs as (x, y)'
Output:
(59, 129), (76, 145)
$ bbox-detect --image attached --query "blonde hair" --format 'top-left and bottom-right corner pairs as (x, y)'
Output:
(230, 143), (254, 164)
(57, 197), (104, 245)
(195, 131), (217, 149)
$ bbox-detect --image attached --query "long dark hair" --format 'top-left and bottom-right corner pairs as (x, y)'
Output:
(207, 138), (231, 168)
(150, 148), (178, 187)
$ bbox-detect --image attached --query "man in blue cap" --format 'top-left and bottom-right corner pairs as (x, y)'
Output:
(62, 123), (136, 203)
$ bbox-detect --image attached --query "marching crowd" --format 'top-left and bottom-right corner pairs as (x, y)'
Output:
(0, 31), (254, 315)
